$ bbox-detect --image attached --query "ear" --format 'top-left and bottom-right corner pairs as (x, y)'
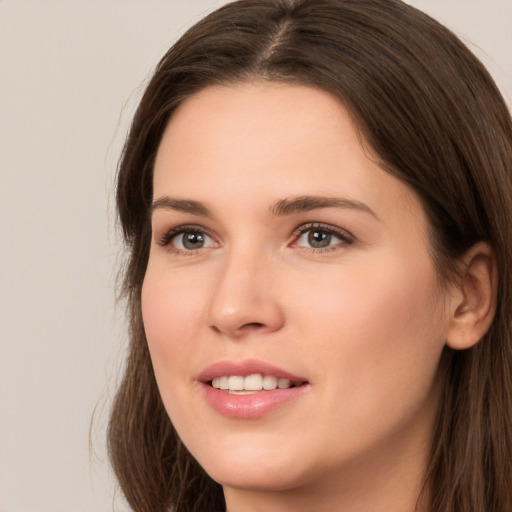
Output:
(446, 242), (498, 350)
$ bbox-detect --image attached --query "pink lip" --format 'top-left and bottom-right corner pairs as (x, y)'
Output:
(198, 359), (310, 419)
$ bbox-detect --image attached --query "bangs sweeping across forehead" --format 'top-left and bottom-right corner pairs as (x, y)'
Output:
(110, 1), (512, 511)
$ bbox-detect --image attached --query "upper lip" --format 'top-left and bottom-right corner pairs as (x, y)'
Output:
(197, 359), (308, 384)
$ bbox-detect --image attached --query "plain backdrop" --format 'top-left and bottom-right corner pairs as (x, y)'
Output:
(0, 1), (510, 511)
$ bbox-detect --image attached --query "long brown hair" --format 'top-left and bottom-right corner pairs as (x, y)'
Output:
(108, 1), (512, 511)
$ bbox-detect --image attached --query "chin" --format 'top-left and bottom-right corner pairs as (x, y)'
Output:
(208, 463), (308, 492)
(191, 438), (313, 492)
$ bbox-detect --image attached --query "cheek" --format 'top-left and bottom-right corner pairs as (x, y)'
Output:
(141, 270), (203, 385)
(295, 252), (447, 421)
(342, 271), (445, 395)
(140, 268), (213, 438)
(293, 250), (445, 347)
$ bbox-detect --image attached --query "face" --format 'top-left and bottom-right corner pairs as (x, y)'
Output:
(142, 83), (452, 497)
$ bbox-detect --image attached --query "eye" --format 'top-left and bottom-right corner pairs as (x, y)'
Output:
(293, 223), (354, 251)
(174, 230), (212, 250)
(158, 226), (216, 252)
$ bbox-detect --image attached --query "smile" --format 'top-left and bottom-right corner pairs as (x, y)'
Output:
(211, 374), (305, 393)
(200, 360), (310, 418)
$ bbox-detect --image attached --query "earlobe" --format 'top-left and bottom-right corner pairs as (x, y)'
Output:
(446, 242), (498, 350)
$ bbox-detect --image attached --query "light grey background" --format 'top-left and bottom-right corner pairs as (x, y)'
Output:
(1, 1), (510, 511)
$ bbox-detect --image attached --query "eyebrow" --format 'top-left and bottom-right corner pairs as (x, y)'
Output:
(151, 194), (379, 220)
(271, 195), (380, 219)
(151, 196), (212, 216)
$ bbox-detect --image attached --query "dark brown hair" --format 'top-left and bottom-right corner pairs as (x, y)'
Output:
(109, 1), (512, 511)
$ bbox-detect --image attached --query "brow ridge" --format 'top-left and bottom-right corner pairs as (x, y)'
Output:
(151, 196), (212, 216)
(151, 194), (378, 220)
(271, 195), (379, 218)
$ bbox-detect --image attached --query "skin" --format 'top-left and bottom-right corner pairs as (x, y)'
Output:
(142, 82), (458, 512)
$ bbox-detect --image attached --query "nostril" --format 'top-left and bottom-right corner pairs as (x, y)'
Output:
(241, 322), (265, 330)
(209, 322), (265, 335)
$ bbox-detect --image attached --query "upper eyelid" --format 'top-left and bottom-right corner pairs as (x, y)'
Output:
(155, 223), (213, 234)
(292, 222), (355, 240)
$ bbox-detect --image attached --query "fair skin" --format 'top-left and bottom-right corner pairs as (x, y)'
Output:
(142, 82), (495, 512)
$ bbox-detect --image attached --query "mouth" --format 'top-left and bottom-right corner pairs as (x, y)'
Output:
(209, 373), (308, 394)
(198, 360), (310, 418)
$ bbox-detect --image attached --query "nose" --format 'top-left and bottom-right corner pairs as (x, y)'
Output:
(207, 249), (285, 339)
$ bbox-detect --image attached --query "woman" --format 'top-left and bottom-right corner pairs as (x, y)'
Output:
(108, 0), (512, 511)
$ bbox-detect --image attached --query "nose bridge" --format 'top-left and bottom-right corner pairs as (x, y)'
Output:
(207, 242), (284, 337)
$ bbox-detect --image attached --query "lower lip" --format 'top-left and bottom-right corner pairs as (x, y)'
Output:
(201, 383), (309, 419)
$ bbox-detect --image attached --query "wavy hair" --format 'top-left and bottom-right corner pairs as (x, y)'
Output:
(108, 1), (512, 510)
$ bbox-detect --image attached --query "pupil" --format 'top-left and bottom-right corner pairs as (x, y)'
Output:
(308, 230), (331, 248)
(183, 232), (204, 249)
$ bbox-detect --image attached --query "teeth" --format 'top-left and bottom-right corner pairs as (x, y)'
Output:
(244, 374), (263, 390)
(211, 373), (300, 392)
(277, 378), (291, 389)
(262, 375), (278, 390)
(228, 376), (244, 391)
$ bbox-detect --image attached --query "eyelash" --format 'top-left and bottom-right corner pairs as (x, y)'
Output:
(291, 222), (355, 252)
(156, 222), (355, 255)
(157, 224), (215, 254)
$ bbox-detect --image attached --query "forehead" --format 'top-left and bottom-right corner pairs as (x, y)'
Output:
(153, 82), (421, 222)
(156, 82), (354, 165)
